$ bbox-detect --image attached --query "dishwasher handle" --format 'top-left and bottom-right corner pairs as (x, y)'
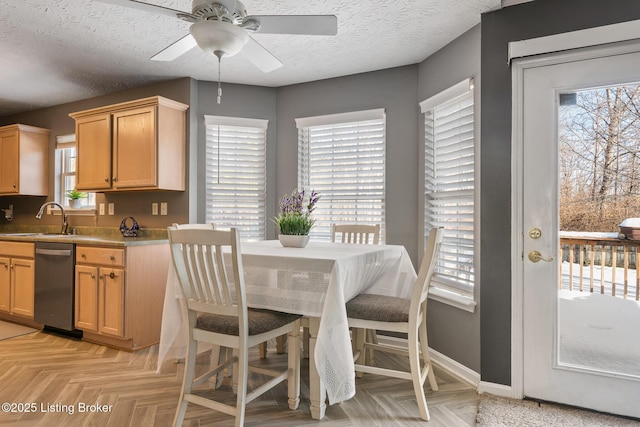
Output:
(35, 248), (72, 257)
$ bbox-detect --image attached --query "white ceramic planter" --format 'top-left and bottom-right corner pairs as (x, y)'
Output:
(69, 198), (85, 209)
(278, 234), (310, 248)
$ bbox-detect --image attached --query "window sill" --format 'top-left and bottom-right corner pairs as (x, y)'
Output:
(429, 286), (477, 313)
(50, 207), (97, 217)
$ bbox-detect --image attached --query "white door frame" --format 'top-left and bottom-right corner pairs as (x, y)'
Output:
(510, 39), (640, 400)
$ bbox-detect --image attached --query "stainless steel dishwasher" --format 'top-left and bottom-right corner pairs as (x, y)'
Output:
(34, 242), (81, 336)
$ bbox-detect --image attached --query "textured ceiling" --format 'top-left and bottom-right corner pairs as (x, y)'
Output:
(0, 0), (501, 116)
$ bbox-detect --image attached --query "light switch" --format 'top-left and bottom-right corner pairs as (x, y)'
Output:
(99, 203), (105, 216)
(160, 202), (168, 216)
(108, 203), (115, 216)
(152, 203), (158, 215)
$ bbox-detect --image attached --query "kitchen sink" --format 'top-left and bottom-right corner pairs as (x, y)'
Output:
(0, 233), (121, 242)
(1, 232), (73, 237)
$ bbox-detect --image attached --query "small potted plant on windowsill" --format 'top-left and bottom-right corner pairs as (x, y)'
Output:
(273, 189), (320, 248)
(66, 189), (88, 209)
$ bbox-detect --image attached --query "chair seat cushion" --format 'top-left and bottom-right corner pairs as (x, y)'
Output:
(196, 309), (301, 336)
(346, 293), (410, 323)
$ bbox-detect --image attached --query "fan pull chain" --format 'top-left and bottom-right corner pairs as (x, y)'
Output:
(216, 54), (222, 104)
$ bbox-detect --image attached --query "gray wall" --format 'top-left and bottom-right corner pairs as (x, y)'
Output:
(193, 81), (277, 228)
(0, 78), (194, 231)
(275, 65), (421, 261)
(417, 25), (481, 373)
(480, 0), (640, 385)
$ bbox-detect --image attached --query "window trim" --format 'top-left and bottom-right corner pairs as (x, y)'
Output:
(421, 79), (477, 312)
(54, 134), (96, 216)
(295, 108), (385, 128)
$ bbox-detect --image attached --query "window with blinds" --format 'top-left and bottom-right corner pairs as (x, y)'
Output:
(421, 79), (475, 299)
(204, 115), (267, 241)
(296, 109), (386, 242)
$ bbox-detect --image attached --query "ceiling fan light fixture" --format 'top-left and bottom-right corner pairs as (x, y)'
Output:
(189, 20), (249, 58)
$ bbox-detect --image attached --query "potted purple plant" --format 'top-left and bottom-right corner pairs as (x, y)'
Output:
(273, 189), (320, 247)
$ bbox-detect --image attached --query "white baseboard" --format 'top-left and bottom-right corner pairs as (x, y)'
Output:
(477, 381), (513, 398)
(429, 347), (481, 388)
(377, 335), (481, 388)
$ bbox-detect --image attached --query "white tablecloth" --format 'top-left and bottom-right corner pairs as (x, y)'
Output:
(158, 240), (417, 405)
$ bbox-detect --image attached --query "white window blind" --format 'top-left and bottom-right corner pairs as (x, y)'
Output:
(205, 115), (267, 241)
(296, 109), (386, 242)
(423, 80), (475, 297)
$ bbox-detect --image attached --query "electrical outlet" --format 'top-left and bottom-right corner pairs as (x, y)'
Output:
(99, 203), (105, 216)
(152, 203), (158, 215)
(108, 203), (115, 215)
(160, 202), (168, 216)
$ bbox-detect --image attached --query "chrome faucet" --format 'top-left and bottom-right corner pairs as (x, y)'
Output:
(36, 202), (68, 235)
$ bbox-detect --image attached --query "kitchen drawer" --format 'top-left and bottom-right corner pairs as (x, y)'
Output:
(0, 242), (34, 258)
(76, 246), (125, 267)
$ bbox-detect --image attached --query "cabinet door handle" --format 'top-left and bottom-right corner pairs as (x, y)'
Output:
(109, 255), (115, 261)
(12, 184), (16, 188)
(112, 177), (118, 182)
(104, 178), (109, 182)
(91, 273), (95, 279)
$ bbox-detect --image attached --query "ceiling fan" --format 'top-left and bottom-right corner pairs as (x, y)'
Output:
(97, 0), (337, 102)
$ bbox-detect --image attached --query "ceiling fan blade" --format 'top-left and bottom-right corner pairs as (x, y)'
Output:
(241, 37), (283, 73)
(247, 15), (337, 35)
(151, 34), (198, 61)
(95, 0), (187, 19)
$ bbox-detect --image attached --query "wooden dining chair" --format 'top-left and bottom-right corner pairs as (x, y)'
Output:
(171, 223), (233, 387)
(332, 223), (380, 244)
(331, 223), (381, 363)
(346, 226), (444, 421)
(168, 226), (302, 427)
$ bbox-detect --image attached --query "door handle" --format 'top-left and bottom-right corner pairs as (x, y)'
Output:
(528, 250), (553, 263)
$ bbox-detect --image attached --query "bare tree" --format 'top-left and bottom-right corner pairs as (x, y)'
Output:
(559, 83), (640, 231)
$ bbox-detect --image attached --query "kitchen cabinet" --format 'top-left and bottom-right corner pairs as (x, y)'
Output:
(73, 113), (111, 190)
(70, 96), (188, 192)
(74, 243), (169, 350)
(0, 124), (49, 196)
(74, 265), (99, 331)
(75, 246), (125, 338)
(0, 242), (35, 319)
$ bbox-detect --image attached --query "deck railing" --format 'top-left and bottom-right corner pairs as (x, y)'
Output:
(559, 231), (639, 301)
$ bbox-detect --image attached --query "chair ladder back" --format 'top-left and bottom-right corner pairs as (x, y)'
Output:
(332, 223), (381, 244)
(169, 227), (242, 315)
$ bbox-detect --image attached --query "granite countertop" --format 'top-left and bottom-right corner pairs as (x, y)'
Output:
(0, 226), (168, 247)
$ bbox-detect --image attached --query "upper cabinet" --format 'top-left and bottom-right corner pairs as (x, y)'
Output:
(0, 124), (49, 196)
(69, 96), (188, 192)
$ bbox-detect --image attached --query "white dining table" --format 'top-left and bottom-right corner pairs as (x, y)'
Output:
(158, 240), (417, 420)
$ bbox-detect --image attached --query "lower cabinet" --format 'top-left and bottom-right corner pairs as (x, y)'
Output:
(10, 258), (35, 318)
(75, 264), (99, 331)
(75, 243), (169, 350)
(0, 242), (35, 319)
(75, 264), (124, 337)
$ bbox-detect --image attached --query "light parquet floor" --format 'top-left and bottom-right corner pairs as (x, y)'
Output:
(0, 329), (478, 426)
